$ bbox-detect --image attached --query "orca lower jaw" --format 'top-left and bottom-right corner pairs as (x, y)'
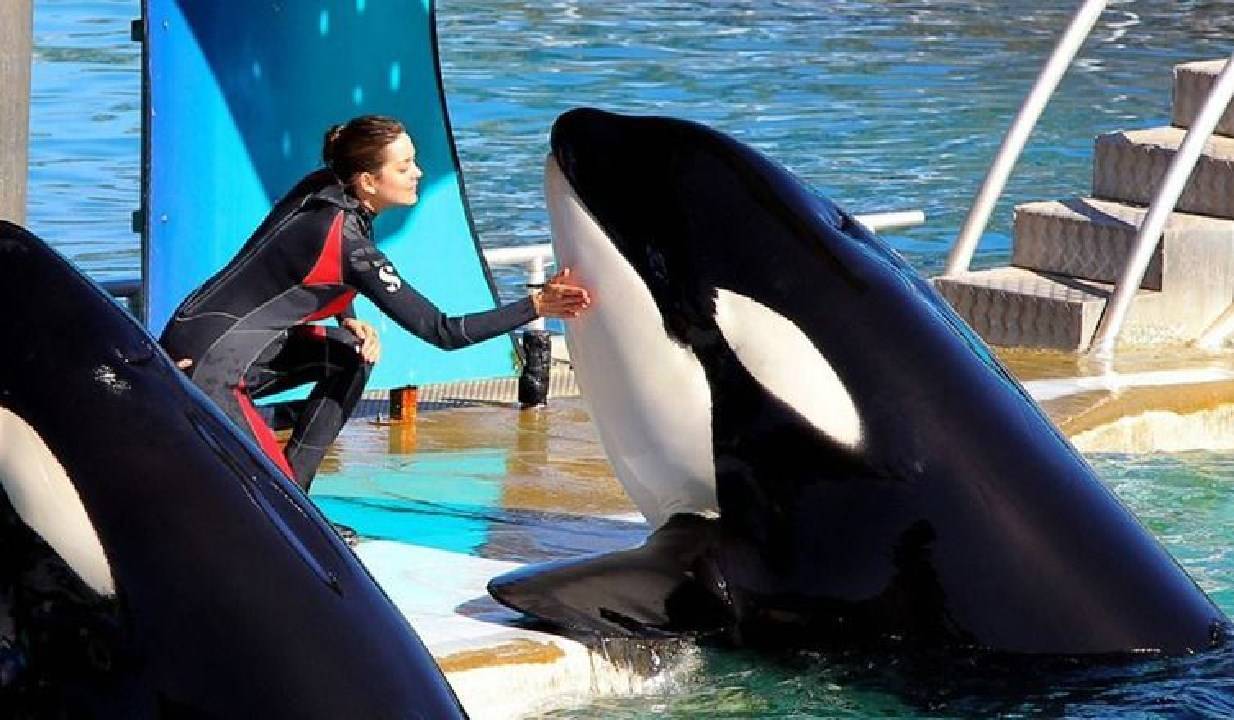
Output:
(487, 513), (732, 639)
(489, 514), (1230, 657)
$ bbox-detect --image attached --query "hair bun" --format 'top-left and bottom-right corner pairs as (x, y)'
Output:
(322, 123), (346, 167)
(321, 116), (405, 182)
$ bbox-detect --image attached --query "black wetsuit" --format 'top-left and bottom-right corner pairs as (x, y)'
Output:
(160, 170), (536, 489)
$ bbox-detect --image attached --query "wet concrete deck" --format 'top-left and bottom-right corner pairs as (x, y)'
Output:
(307, 344), (1234, 718)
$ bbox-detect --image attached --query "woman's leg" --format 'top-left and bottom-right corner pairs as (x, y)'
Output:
(188, 341), (299, 480)
(246, 326), (371, 490)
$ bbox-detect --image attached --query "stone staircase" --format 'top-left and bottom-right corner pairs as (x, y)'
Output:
(935, 59), (1234, 351)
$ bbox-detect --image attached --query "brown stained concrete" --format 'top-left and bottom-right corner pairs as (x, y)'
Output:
(1049, 381), (1234, 437)
(437, 639), (565, 673)
(996, 345), (1233, 382)
(995, 345), (1234, 436)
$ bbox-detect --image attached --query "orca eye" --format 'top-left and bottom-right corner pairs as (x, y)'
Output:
(115, 339), (156, 366)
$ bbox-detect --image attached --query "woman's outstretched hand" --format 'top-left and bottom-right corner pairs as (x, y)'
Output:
(532, 267), (592, 319)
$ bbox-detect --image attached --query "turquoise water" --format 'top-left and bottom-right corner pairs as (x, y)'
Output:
(28, 1), (1234, 717)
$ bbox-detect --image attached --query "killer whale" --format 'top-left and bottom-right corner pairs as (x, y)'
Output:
(0, 223), (466, 717)
(489, 107), (1228, 655)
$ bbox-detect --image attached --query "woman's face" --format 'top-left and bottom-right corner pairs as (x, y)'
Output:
(359, 132), (423, 214)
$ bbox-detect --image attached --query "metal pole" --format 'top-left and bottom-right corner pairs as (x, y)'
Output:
(1091, 52), (1234, 358)
(943, 0), (1107, 276)
(1196, 301), (1234, 350)
(517, 330), (551, 407)
(0, 0), (33, 224)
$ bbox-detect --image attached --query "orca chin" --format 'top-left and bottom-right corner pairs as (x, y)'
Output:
(0, 222), (466, 718)
(491, 107), (1230, 656)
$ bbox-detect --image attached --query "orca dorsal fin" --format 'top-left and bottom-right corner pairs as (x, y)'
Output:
(488, 514), (732, 638)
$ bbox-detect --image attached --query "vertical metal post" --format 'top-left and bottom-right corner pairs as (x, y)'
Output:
(0, 0), (33, 224)
(943, 0), (1107, 276)
(518, 330), (551, 407)
(389, 386), (419, 424)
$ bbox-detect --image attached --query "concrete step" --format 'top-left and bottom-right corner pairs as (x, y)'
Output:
(1172, 59), (1234, 138)
(1093, 126), (1234, 219)
(1011, 198), (1234, 292)
(933, 267), (1161, 351)
(1012, 198), (1163, 290)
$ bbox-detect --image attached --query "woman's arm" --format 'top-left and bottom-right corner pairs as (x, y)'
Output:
(345, 243), (539, 350)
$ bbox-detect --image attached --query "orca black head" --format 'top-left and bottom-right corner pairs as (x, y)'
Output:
(550, 107), (910, 348)
(0, 222), (465, 717)
(504, 109), (1230, 656)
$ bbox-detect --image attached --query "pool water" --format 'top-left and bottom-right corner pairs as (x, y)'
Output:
(30, 1), (1234, 716)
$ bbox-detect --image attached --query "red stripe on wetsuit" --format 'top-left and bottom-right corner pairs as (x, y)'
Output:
(303, 211), (357, 322)
(233, 380), (297, 478)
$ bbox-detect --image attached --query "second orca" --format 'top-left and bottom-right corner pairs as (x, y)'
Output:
(489, 108), (1228, 656)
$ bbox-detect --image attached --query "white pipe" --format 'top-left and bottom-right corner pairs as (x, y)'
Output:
(853, 210), (926, 233)
(1091, 52), (1234, 358)
(483, 245), (555, 265)
(943, 0), (1108, 277)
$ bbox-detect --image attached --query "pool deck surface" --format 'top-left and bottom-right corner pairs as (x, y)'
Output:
(307, 345), (1234, 718)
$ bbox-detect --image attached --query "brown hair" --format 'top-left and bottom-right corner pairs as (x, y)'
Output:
(322, 115), (406, 182)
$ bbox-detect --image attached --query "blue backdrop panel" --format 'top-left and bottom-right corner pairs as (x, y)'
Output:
(142, 0), (517, 390)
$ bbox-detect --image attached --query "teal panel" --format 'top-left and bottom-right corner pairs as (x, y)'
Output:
(312, 450), (507, 555)
(142, 0), (517, 390)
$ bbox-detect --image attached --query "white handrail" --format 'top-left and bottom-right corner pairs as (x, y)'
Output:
(483, 245), (553, 266)
(487, 246), (550, 330)
(854, 210), (926, 233)
(943, 0), (1108, 276)
(1090, 52), (1234, 358)
(1196, 302), (1234, 350)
